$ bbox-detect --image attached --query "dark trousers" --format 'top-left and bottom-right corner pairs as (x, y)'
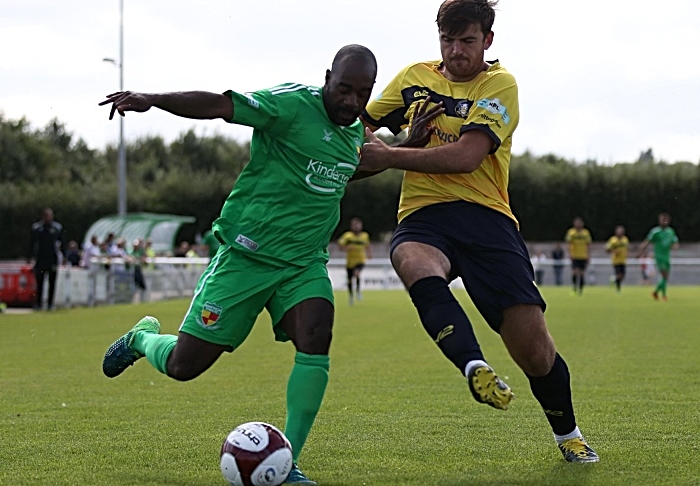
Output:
(553, 265), (564, 286)
(34, 267), (57, 308)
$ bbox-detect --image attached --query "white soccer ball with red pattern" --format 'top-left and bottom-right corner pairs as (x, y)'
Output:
(220, 422), (293, 486)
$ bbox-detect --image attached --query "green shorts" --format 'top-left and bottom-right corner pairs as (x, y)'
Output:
(179, 245), (334, 351)
(655, 257), (671, 274)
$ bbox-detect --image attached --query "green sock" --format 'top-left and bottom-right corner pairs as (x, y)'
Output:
(655, 280), (663, 294)
(132, 331), (177, 375)
(659, 278), (667, 296)
(285, 352), (330, 462)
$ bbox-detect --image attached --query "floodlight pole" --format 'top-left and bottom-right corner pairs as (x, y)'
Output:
(117, 0), (127, 216)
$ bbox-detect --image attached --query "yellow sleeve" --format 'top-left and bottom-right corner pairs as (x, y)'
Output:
(363, 64), (413, 135)
(337, 232), (350, 246)
(462, 71), (519, 153)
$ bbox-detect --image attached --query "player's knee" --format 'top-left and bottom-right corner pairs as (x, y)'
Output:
(521, 354), (554, 377)
(294, 321), (333, 355)
(166, 357), (205, 382)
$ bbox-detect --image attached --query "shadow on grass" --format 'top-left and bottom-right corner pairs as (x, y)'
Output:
(315, 462), (599, 486)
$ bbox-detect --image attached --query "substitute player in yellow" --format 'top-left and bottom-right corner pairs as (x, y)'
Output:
(605, 225), (629, 292)
(337, 217), (372, 305)
(359, 0), (598, 464)
(565, 217), (592, 295)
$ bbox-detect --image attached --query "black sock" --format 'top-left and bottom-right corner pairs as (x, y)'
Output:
(615, 278), (621, 290)
(527, 353), (577, 436)
(572, 275), (578, 291)
(579, 275), (585, 291)
(408, 277), (484, 373)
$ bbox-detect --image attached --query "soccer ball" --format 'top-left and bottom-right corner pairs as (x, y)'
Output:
(220, 422), (293, 486)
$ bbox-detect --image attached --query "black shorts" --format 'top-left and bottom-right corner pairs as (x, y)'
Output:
(346, 264), (365, 280)
(571, 259), (588, 271)
(613, 264), (626, 277)
(390, 201), (546, 332)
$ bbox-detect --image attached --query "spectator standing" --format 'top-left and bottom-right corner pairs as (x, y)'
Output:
(81, 235), (102, 269)
(144, 239), (157, 269)
(131, 239), (148, 300)
(29, 208), (66, 310)
(530, 249), (546, 286)
(109, 238), (130, 272)
(551, 243), (565, 286)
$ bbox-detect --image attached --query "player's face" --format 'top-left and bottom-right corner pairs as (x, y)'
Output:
(323, 59), (376, 126)
(439, 23), (493, 82)
(351, 219), (363, 233)
(659, 214), (670, 227)
(573, 218), (584, 230)
(615, 225), (625, 237)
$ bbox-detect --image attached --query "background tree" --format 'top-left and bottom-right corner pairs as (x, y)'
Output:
(0, 114), (698, 259)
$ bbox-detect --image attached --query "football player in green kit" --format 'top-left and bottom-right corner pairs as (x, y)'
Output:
(99, 45), (377, 485)
(637, 212), (680, 301)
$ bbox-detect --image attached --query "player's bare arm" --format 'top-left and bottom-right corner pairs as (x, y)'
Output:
(397, 97), (445, 149)
(359, 128), (492, 174)
(352, 97), (444, 181)
(99, 91), (233, 121)
(636, 240), (650, 258)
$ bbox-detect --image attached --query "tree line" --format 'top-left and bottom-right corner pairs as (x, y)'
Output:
(1, 113), (698, 259)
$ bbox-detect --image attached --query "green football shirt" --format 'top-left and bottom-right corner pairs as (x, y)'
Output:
(646, 226), (679, 260)
(213, 83), (363, 266)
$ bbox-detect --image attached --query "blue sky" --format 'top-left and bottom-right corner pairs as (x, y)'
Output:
(1, 0), (699, 164)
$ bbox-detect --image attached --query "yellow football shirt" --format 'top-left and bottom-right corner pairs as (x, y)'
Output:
(337, 231), (370, 268)
(363, 60), (519, 223)
(565, 228), (592, 260)
(605, 235), (629, 265)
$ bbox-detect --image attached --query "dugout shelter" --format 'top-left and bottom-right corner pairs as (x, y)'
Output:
(82, 213), (196, 253)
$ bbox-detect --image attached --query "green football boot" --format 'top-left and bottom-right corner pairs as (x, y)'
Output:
(102, 316), (160, 378)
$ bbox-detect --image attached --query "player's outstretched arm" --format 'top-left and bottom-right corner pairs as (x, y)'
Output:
(636, 239), (650, 258)
(99, 91), (233, 121)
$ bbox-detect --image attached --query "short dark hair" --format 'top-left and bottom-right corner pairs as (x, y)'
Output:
(436, 0), (498, 37)
(331, 44), (377, 73)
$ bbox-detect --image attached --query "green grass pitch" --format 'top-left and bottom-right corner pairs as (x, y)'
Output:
(1, 286), (698, 485)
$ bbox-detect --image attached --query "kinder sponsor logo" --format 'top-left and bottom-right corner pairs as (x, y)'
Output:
(476, 97), (510, 124)
(305, 159), (355, 193)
